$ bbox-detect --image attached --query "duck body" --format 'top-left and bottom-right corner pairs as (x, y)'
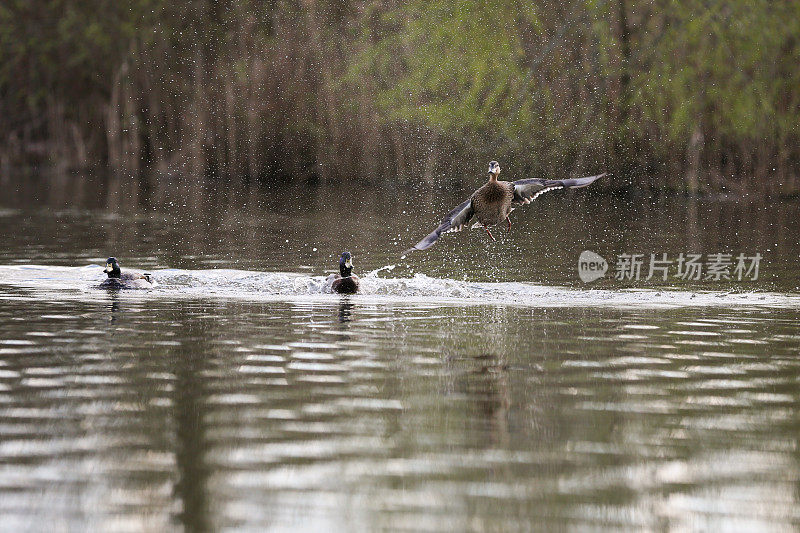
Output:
(327, 252), (360, 294)
(471, 178), (515, 228)
(331, 275), (360, 294)
(99, 257), (153, 289)
(98, 272), (153, 290)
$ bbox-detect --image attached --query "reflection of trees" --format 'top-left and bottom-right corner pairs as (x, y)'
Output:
(97, 299), (217, 531)
(172, 323), (211, 533)
(451, 353), (511, 448)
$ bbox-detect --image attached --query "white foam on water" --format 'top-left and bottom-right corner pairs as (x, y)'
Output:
(0, 264), (798, 309)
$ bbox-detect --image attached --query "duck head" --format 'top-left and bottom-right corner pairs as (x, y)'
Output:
(104, 257), (121, 278)
(488, 160), (501, 180)
(339, 252), (353, 277)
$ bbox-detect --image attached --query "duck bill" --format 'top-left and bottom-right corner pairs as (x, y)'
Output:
(345, 259), (353, 269)
(104, 263), (112, 273)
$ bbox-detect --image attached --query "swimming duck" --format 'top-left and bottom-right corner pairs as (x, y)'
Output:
(327, 252), (360, 294)
(407, 161), (606, 251)
(98, 257), (153, 289)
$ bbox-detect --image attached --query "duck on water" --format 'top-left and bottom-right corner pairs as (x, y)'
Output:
(327, 252), (360, 294)
(99, 257), (154, 289)
(406, 161), (606, 252)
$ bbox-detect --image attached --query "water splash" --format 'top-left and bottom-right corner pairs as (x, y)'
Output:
(1, 264), (799, 309)
(364, 263), (397, 278)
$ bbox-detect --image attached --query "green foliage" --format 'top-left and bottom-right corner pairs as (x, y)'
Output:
(364, 2), (530, 133)
(0, 1), (156, 111)
(636, 0), (800, 144)
(345, 0), (799, 188)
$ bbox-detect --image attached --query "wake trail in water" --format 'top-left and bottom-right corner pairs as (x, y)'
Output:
(0, 264), (798, 309)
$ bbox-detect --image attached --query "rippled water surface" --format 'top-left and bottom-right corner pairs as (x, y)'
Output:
(1, 172), (800, 531)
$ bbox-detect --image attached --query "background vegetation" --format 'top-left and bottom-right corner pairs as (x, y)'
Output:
(1, 0), (798, 194)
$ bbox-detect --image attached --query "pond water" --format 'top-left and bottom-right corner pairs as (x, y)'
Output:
(1, 171), (799, 531)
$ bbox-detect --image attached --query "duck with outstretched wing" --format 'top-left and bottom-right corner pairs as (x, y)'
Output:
(406, 161), (606, 252)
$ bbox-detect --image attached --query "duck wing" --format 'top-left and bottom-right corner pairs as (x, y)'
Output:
(512, 172), (606, 205)
(406, 198), (474, 252)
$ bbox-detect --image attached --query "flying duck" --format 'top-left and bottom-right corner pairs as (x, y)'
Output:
(407, 161), (605, 251)
(98, 257), (154, 289)
(327, 252), (360, 294)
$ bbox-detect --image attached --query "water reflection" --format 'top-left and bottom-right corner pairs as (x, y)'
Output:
(105, 293), (121, 323)
(449, 353), (511, 448)
(337, 300), (354, 323)
(0, 297), (799, 529)
(172, 313), (212, 532)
